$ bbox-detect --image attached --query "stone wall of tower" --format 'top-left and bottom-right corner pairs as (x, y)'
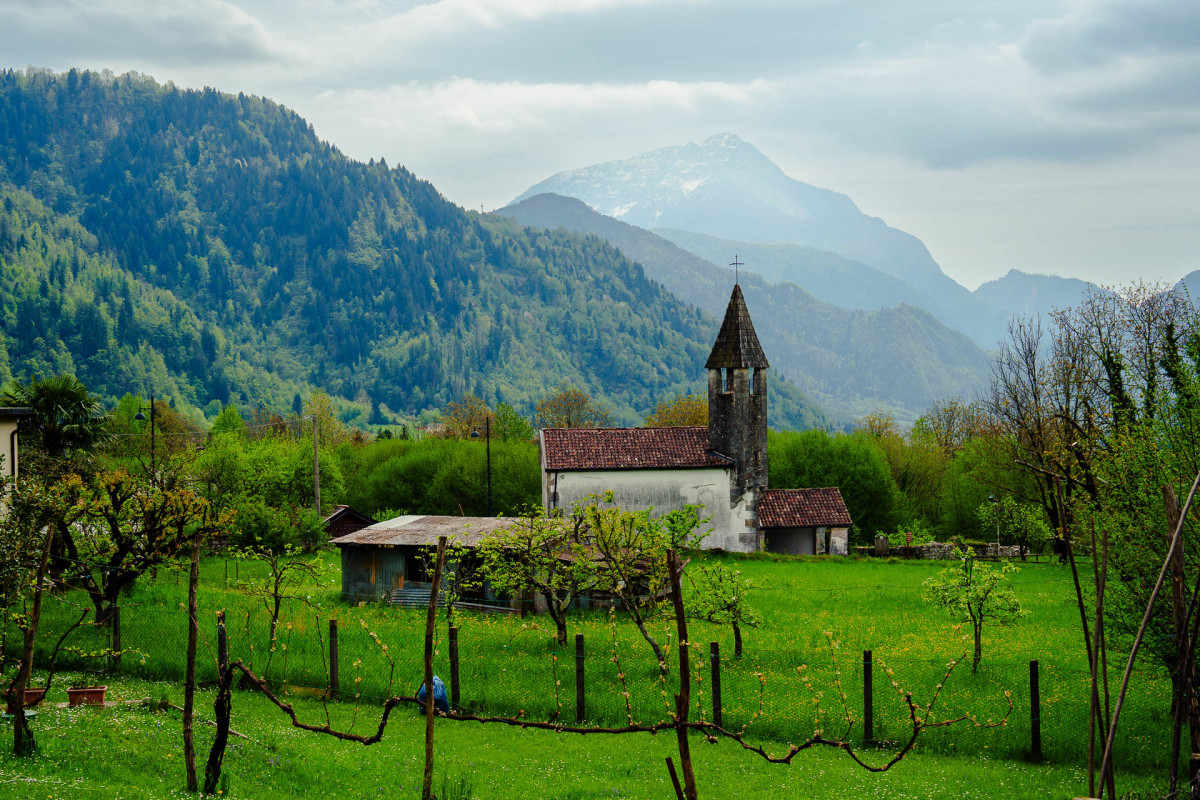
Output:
(708, 366), (769, 504)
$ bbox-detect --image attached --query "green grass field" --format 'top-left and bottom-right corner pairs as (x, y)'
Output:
(1, 552), (1175, 797)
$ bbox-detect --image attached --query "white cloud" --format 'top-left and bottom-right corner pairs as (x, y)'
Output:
(314, 76), (775, 135)
(0, 0), (286, 66)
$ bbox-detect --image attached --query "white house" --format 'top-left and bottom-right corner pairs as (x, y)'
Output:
(540, 284), (852, 555)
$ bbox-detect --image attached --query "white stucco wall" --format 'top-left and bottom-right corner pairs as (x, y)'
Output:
(830, 527), (849, 556)
(546, 468), (760, 553)
(0, 419), (17, 481)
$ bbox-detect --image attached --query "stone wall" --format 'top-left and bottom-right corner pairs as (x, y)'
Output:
(858, 542), (1026, 560)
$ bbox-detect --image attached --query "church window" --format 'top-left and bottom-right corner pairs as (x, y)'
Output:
(749, 367), (755, 395)
(721, 368), (728, 393)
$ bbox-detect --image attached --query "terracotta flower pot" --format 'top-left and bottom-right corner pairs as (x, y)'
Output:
(66, 686), (107, 707)
(4, 687), (46, 714)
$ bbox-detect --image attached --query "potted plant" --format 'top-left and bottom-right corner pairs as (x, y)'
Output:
(66, 685), (107, 707)
(4, 687), (46, 714)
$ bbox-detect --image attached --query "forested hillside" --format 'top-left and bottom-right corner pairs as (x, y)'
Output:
(0, 68), (823, 428)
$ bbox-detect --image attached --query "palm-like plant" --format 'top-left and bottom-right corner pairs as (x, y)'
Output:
(1, 375), (111, 458)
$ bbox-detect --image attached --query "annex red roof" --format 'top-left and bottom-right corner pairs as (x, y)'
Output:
(542, 427), (733, 471)
(758, 488), (853, 528)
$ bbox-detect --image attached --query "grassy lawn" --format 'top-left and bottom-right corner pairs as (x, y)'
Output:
(3, 552), (1173, 796)
(0, 672), (1167, 799)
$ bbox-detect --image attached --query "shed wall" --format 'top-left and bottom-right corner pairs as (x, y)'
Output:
(340, 547), (406, 601)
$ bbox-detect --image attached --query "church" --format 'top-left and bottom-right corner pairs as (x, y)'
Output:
(539, 284), (852, 556)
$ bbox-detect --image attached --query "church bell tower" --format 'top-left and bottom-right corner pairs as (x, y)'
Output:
(706, 283), (769, 502)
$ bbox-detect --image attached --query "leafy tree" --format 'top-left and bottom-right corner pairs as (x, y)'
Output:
(644, 393), (707, 427)
(582, 496), (708, 675)
(58, 469), (228, 624)
(923, 550), (1025, 672)
(440, 394), (491, 439)
(535, 384), (612, 429)
(854, 409), (901, 439)
(477, 507), (599, 645)
(211, 404), (245, 437)
(686, 563), (760, 657)
(769, 429), (899, 542)
(492, 402), (533, 442)
(976, 495), (1052, 557)
(0, 471), (89, 755)
(1, 374), (111, 465)
(229, 498), (325, 674)
(911, 397), (991, 457)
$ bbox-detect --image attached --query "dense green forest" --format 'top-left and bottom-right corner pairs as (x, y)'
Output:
(0, 67), (823, 428)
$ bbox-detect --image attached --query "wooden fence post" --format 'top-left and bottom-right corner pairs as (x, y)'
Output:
(575, 633), (586, 723)
(217, 610), (227, 672)
(449, 625), (460, 709)
(1030, 659), (1042, 761)
(710, 642), (722, 728)
(863, 649), (874, 744)
(111, 606), (121, 667)
(328, 618), (339, 695)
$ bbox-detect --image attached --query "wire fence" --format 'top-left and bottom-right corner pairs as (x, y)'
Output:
(0, 579), (1174, 775)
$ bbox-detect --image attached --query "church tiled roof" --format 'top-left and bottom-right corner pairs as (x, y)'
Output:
(705, 284), (769, 370)
(542, 427), (733, 471)
(758, 488), (853, 528)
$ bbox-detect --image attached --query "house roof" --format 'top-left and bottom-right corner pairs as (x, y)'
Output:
(758, 488), (853, 528)
(541, 427), (733, 471)
(0, 407), (34, 418)
(706, 284), (769, 370)
(322, 505), (377, 527)
(331, 515), (512, 548)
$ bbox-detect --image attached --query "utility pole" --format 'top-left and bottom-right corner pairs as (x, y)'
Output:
(312, 415), (321, 516)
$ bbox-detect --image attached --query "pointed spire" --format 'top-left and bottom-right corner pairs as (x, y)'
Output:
(706, 284), (769, 369)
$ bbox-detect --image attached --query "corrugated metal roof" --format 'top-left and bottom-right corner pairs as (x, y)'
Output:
(331, 515), (512, 547)
(705, 284), (769, 370)
(759, 488), (853, 528)
(542, 427), (732, 471)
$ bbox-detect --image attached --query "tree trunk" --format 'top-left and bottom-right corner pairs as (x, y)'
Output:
(11, 527), (55, 756)
(422, 537), (447, 800)
(543, 593), (568, 646)
(183, 539), (201, 792)
(627, 604), (668, 677)
(972, 619), (983, 673)
(202, 662), (235, 795)
(666, 551), (698, 799)
(733, 623), (743, 658)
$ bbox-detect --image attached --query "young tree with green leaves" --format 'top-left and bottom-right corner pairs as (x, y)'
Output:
(923, 549), (1026, 672)
(477, 507), (599, 645)
(686, 563), (760, 657)
(583, 495), (708, 676)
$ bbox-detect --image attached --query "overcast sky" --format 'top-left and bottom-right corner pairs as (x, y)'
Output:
(2, 0), (1197, 289)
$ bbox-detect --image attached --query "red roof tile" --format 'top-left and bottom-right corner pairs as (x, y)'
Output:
(759, 488), (853, 528)
(542, 427), (732, 471)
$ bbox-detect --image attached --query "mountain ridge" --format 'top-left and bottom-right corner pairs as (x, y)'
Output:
(500, 192), (993, 424)
(0, 68), (825, 429)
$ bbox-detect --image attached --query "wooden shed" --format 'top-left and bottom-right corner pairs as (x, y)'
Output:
(331, 515), (511, 602)
(323, 505), (377, 540)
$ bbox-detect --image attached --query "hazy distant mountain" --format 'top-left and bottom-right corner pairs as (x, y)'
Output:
(653, 227), (944, 314)
(973, 270), (1098, 322)
(500, 193), (993, 424)
(512, 133), (998, 345)
(1175, 270), (1200, 304)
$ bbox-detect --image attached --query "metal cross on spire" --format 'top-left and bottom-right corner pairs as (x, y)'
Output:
(730, 254), (743, 285)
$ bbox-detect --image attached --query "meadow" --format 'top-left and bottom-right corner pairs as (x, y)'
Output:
(2, 551), (1175, 797)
